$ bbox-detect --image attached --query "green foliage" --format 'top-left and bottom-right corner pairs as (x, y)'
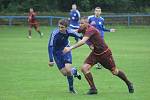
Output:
(80, 0), (90, 11)
(0, 0), (150, 13)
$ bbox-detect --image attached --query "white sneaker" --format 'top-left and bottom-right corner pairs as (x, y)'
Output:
(28, 36), (32, 39)
(41, 33), (44, 37)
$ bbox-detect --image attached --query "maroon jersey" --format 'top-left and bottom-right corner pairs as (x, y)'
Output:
(28, 12), (37, 24)
(79, 24), (108, 54)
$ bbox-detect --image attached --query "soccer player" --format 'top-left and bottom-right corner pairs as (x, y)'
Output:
(88, 7), (115, 69)
(88, 7), (115, 39)
(63, 17), (134, 95)
(69, 4), (80, 31)
(48, 19), (82, 94)
(28, 8), (43, 39)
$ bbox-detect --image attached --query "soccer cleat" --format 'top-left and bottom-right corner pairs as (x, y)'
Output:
(28, 36), (32, 39)
(40, 33), (44, 37)
(74, 72), (81, 80)
(95, 63), (103, 69)
(69, 89), (77, 94)
(128, 83), (134, 93)
(72, 68), (81, 80)
(86, 89), (98, 95)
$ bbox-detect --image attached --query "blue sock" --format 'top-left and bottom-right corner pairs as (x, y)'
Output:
(71, 67), (77, 76)
(67, 76), (74, 90)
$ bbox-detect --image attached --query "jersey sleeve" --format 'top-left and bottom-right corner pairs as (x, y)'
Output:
(76, 10), (80, 18)
(68, 29), (82, 40)
(88, 15), (93, 23)
(101, 25), (110, 32)
(48, 31), (54, 62)
(100, 18), (110, 32)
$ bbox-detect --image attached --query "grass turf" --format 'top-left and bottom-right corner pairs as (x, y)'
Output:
(0, 25), (150, 100)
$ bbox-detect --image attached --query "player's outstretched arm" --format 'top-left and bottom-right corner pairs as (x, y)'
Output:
(63, 36), (89, 54)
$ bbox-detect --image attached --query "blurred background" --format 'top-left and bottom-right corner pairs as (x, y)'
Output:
(0, 1), (150, 100)
(0, 0), (150, 26)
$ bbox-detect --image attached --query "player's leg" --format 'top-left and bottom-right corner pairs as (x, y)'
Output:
(64, 51), (81, 80)
(64, 64), (77, 94)
(28, 25), (32, 38)
(58, 52), (80, 94)
(53, 53), (75, 93)
(100, 49), (134, 93)
(56, 67), (79, 94)
(81, 52), (98, 95)
(111, 67), (134, 93)
(64, 52), (82, 94)
(34, 25), (43, 37)
(81, 63), (97, 95)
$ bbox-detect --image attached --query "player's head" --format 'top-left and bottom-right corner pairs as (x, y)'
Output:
(94, 7), (101, 17)
(58, 19), (69, 33)
(80, 16), (89, 29)
(72, 4), (77, 10)
(29, 8), (34, 12)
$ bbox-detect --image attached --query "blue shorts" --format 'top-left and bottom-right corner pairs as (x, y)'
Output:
(53, 51), (72, 70)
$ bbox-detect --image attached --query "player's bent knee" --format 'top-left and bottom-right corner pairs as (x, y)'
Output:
(60, 70), (67, 76)
(66, 71), (72, 76)
(111, 68), (119, 75)
(81, 67), (86, 73)
(81, 66), (89, 74)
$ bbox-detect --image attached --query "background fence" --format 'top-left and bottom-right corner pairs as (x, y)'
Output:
(0, 14), (150, 26)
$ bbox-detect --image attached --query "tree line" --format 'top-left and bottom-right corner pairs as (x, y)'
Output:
(0, 0), (149, 13)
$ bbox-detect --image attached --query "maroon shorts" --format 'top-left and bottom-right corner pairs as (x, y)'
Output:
(29, 22), (39, 29)
(84, 48), (116, 71)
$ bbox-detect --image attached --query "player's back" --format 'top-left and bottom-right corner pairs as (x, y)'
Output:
(69, 10), (80, 29)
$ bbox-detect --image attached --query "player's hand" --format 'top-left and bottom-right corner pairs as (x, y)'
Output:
(110, 29), (116, 32)
(48, 61), (55, 67)
(89, 45), (94, 50)
(63, 47), (71, 54)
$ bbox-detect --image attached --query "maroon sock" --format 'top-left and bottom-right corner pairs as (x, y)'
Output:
(84, 72), (96, 90)
(117, 70), (131, 85)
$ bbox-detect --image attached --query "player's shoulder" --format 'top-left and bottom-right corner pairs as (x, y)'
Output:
(99, 16), (104, 20)
(88, 15), (95, 19)
(76, 10), (80, 13)
(52, 28), (59, 35)
(66, 28), (75, 34)
(86, 25), (95, 33)
(50, 28), (59, 39)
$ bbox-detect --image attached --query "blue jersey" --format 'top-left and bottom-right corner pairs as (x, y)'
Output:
(48, 28), (82, 69)
(69, 9), (80, 29)
(88, 15), (110, 38)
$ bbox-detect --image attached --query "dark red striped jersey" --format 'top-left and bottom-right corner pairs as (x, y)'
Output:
(78, 24), (108, 54)
(28, 12), (37, 24)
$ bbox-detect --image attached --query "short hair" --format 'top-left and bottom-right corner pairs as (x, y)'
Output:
(72, 4), (77, 6)
(95, 7), (101, 10)
(80, 16), (88, 23)
(58, 19), (69, 27)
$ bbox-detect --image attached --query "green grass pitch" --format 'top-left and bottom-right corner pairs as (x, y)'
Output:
(0, 25), (150, 100)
